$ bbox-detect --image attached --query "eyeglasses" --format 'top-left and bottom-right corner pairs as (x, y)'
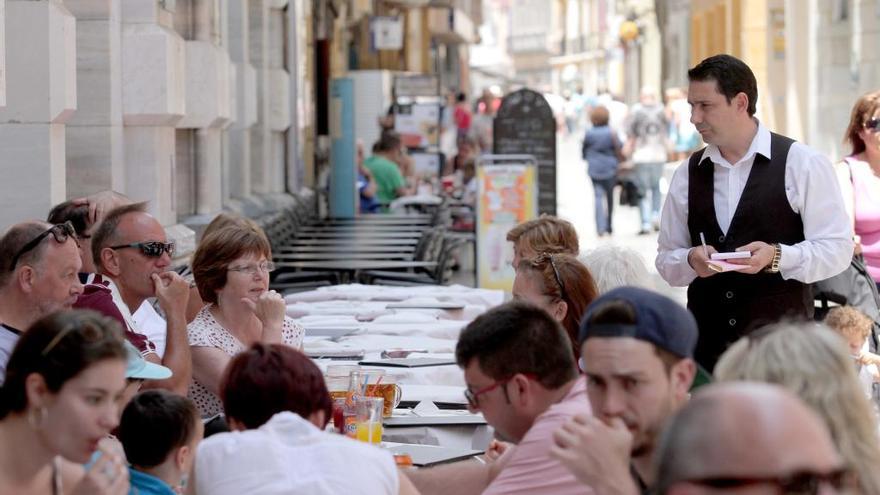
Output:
(464, 373), (537, 408)
(227, 261), (276, 276)
(534, 253), (568, 301)
(109, 241), (175, 258)
(865, 117), (880, 132)
(10, 222), (77, 270)
(687, 467), (857, 494)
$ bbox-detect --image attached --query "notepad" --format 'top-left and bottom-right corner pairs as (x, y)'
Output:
(706, 260), (749, 273)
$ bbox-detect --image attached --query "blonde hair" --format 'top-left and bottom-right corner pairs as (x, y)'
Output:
(715, 322), (880, 495)
(506, 215), (579, 258)
(825, 306), (874, 342)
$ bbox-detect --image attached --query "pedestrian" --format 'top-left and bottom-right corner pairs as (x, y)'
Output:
(453, 92), (472, 144)
(656, 53), (853, 371)
(626, 86), (670, 234)
(582, 106), (622, 237)
(838, 90), (880, 291)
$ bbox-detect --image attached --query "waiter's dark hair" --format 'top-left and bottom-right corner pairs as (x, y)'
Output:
(455, 301), (577, 389)
(688, 54), (758, 117)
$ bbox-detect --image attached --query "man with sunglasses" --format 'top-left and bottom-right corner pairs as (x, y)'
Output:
(408, 301), (592, 495)
(0, 221), (84, 381)
(74, 202), (191, 395)
(655, 382), (853, 495)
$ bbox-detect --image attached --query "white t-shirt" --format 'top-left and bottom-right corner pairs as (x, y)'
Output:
(0, 324), (21, 384)
(132, 301), (167, 359)
(195, 411), (398, 495)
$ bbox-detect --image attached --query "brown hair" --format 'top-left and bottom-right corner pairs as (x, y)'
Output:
(506, 215), (579, 259)
(191, 226), (271, 304)
(825, 306), (873, 342)
(517, 254), (598, 357)
(844, 90), (880, 156)
(91, 202), (149, 272)
(589, 106), (610, 127)
(202, 212), (262, 240)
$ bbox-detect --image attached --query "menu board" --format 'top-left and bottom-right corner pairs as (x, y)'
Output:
(476, 162), (538, 290)
(493, 89), (557, 215)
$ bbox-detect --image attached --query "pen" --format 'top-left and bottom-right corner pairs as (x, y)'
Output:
(699, 232), (708, 258)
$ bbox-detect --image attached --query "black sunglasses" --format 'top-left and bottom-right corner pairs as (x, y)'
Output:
(687, 467), (856, 494)
(865, 117), (880, 132)
(109, 241), (175, 258)
(9, 222), (77, 270)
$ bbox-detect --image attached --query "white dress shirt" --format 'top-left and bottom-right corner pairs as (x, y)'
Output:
(656, 123), (853, 287)
(195, 411), (399, 495)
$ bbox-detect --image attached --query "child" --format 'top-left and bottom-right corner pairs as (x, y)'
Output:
(118, 390), (203, 495)
(825, 306), (880, 403)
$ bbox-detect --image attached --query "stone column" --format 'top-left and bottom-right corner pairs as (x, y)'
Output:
(175, 0), (231, 216)
(65, 0), (125, 198)
(266, 0), (290, 195)
(121, 0), (185, 225)
(226, 0), (256, 202)
(0, 0), (7, 109)
(0, 0), (76, 230)
(248, 0), (271, 195)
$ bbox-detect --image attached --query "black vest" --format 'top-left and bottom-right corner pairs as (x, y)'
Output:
(686, 132), (813, 371)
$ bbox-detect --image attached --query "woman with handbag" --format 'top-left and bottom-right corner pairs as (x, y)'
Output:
(582, 106), (623, 237)
(838, 90), (880, 291)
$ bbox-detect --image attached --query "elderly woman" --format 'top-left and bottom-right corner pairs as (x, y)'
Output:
(839, 90), (880, 290)
(513, 253), (598, 358)
(715, 322), (880, 495)
(195, 343), (420, 495)
(188, 226), (304, 418)
(0, 310), (130, 495)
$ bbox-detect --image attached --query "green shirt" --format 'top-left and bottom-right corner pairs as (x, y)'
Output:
(364, 155), (406, 205)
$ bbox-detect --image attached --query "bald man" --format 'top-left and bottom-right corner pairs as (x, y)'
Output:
(655, 382), (854, 494)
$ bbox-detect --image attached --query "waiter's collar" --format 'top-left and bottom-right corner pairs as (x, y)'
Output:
(700, 119), (770, 167)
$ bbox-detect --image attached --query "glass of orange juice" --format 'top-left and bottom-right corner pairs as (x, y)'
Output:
(354, 397), (384, 444)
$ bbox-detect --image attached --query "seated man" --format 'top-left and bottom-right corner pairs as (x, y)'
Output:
(48, 193), (172, 358)
(365, 131), (412, 207)
(408, 301), (591, 495)
(0, 221), (84, 380)
(654, 382), (854, 495)
(551, 287), (697, 495)
(74, 202), (191, 394)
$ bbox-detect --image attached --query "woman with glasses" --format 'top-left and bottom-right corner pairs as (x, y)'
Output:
(513, 253), (598, 359)
(839, 90), (880, 290)
(715, 322), (880, 495)
(188, 226), (304, 418)
(0, 310), (130, 495)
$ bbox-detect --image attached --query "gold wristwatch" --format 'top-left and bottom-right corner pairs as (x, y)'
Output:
(765, 243), (781, 273)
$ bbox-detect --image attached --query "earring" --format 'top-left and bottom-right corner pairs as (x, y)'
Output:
(27, 406), (48, 430)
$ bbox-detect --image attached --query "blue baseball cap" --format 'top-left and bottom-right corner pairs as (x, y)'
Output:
(124, 341), (172, 380)
(578, 286), (698, 359)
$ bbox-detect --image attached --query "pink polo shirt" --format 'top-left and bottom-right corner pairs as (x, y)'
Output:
(483, 378), (593, 495)
(848, 157), (880, 283)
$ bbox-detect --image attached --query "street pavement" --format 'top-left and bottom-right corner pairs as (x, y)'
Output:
(555, 130), (687, 304)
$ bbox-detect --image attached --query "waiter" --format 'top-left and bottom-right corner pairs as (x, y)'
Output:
(656, 54), (852, 371)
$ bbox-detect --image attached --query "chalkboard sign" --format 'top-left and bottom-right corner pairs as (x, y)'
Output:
(493, 89), (557, 215)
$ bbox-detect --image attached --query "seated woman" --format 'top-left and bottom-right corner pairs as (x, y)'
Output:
(715, 322), (880, 495)
(506, 215), (579, 268)
(118, 390), (203, 495)
(195, 343), (420, 495)
(188, 226), (304, 418)
(0, 310), (130, 494)
(513, 253), (598, 358)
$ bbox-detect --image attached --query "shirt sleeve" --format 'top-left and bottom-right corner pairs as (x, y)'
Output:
(656, 160), (699, 286)
(390, 166), (406, 191)
(778, 145), (854, 283)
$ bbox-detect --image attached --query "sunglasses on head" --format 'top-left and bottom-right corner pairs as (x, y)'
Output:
(866, 117), (880, 132)
(109, 241), (175, 258)
(9, 222), (77, 270)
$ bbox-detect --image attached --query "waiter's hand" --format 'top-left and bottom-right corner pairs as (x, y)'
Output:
(729, 241), (776, 274)
(688, 245), (719, 278)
